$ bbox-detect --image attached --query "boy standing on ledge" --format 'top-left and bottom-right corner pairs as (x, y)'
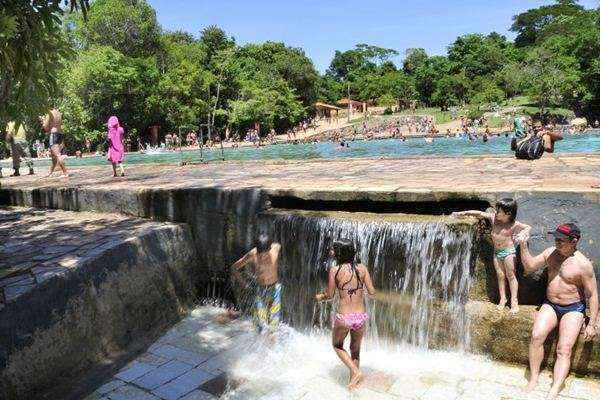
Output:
(453, 198), (531, 314)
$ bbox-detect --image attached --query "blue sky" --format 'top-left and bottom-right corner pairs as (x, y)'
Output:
(148, 0), (599, 72)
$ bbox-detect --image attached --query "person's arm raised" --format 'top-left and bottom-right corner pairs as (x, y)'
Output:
(582, 260), (599, 341)
(231, 248), (255, 271)
(513, 221), (532, 242)
(518, 238), (550, 275)
(451, 210), (493, 222)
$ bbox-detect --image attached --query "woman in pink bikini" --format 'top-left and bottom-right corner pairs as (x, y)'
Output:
(315, 239), (376, 390)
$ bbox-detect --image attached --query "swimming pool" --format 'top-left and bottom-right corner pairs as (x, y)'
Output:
(5, 130), (600, 168)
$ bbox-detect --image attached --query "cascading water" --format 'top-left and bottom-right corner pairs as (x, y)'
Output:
(257, 209), (478, 350)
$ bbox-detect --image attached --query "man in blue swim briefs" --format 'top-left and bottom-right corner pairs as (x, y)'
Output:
(518, 223), (598, 400)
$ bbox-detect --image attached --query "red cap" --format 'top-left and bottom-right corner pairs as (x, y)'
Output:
(549, 223), (581, 240)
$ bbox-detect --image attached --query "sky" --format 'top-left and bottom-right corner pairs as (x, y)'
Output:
(148, 0), (599, 72)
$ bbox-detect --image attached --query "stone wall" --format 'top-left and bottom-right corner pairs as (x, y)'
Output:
(468, 301), (600, 376)
(0, 221), (198, 400)
(1, 185), (599, 377)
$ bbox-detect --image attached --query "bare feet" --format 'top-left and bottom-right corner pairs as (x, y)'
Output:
(497, 299), (507, 311)
(546, 382), (565, 400)
(510, 304), (520, 314)
(525, 377), (538, 393)
(546, 390), (559, 400)
(348, 369), (362, 390)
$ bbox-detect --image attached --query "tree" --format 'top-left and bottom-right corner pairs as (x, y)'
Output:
(235, 42), (319, 106)
(157, 40), (209, 133)
(0, 0), (88, 124)
(227, 72), (305, 134)
(74, 0), (162, 58)
(510, 0), (584, 47)
(378, 93), (396, 109)
(431, 75), (470, 110)
(326, 44), (398, 80)
(537, 8), (600, 118)
(447, 33), (513, 79)
(472, 81), (505, 106)
(402, 48), (428, 75)
(198, 25), (235, 69)
(520, 47), (582, 116)
(413, 56), (452, 105)
(58, 46), (159, 150)
(389, 72), (417, 106)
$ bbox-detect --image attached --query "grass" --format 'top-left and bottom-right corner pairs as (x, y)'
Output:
(347, 107), (457, 127)
(486, 115), (505, 128)
(503, 96), (532, 107)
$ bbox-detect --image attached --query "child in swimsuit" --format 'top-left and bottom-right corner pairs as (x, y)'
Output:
(315, 239), (376, 390)
(453, 198), (531, 314)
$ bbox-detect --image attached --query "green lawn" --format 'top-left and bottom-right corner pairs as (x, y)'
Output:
(393, 107), (456, 124)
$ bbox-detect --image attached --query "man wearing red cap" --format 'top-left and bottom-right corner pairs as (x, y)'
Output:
(518, 223), (598, 399)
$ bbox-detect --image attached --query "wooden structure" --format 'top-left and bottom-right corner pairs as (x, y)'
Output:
(314, 102), (342, 120)
(336, 98), (366, 113)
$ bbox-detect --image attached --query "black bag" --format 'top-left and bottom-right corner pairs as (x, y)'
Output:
(515, 136), (544, 160)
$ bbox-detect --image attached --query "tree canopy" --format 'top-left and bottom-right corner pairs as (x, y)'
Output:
(2, 0), (599, 154)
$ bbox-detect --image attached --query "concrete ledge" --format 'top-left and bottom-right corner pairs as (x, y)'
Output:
(0, 216), (198, 400)
(468, 301), (600, 376)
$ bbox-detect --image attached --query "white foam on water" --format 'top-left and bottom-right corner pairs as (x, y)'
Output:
(222, 322), (527, 400)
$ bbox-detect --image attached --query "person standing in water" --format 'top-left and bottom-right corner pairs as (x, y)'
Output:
(107, 116), (125, 177)
(315, 239), (376, 390)
(231, 234), (282, 333)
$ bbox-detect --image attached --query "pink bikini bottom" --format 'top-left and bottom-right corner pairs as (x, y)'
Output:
(333, 312), (369, 331)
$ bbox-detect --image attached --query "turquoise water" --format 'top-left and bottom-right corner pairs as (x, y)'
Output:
(5, 130), (600, 168)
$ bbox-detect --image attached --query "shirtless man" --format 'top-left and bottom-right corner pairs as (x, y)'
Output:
(231, 234), (282, 332)
(518, 223), (598, 399)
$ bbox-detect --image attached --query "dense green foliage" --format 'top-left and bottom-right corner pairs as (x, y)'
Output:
(0, 0), (87, 125)
(321, 1), (598, 122)
(1, 0), (599, 154)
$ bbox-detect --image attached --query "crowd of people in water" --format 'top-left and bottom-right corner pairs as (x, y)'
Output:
(225, 197), (597, 399)
(2, 106), (599, 179)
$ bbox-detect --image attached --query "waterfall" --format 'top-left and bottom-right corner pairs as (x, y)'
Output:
(258, 210), (477, 350)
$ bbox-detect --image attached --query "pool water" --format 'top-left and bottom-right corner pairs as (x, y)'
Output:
(6, 130), (600, 168)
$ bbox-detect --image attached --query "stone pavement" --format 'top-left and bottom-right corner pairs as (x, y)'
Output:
(1, 154), (599, 194)
(85, 306), (600, 400)
(0, 206), (171, 307)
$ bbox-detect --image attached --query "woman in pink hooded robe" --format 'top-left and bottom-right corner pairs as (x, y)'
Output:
(107, 116), (125, 176)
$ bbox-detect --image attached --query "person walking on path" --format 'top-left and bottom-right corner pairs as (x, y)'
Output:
(107, 116), (125, 177)
(41, 109), (68, 178)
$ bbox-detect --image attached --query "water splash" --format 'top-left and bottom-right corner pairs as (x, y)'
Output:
(257, 210), (477, 350)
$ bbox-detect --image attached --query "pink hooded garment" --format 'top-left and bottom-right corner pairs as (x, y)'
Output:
(107, 116), (125, 163)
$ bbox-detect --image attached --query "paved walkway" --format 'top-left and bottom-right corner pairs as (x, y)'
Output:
(1, 154), (599, 194)
(85, 306), (600, 400)
(0, 207), (168, 307)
